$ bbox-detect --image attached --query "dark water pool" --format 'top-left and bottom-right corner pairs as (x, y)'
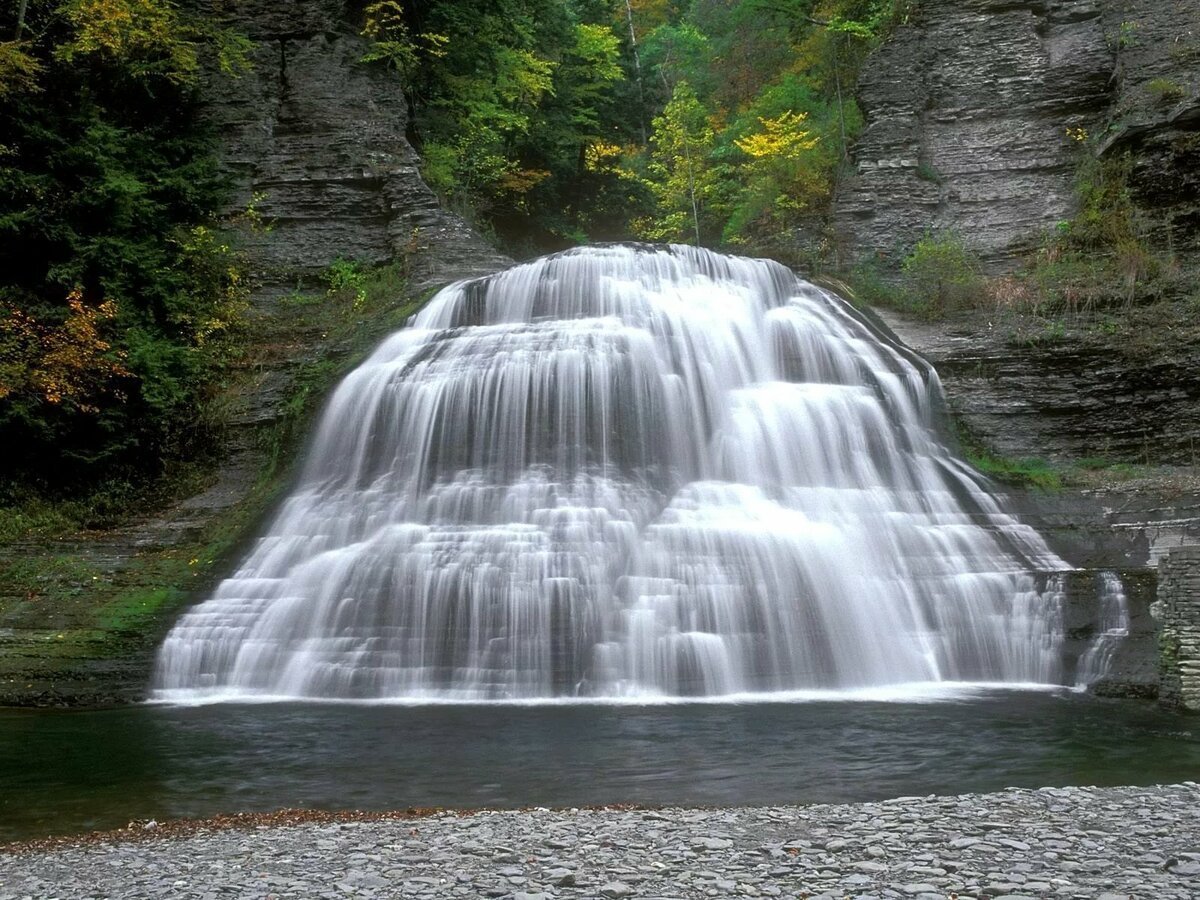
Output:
(2, 689), (1198, 842)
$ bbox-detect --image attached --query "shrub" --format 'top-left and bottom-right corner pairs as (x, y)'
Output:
(1022, 151), (1173, 314)
(900, 231), (984, 316)
(915, 162), (943, 184)
(1146, 77), (1186, 105)
(325, 259), (368, 309)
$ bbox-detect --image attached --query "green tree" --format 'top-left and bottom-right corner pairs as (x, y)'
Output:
(0, 0), (249, 492)
(640, 80), (721, 244)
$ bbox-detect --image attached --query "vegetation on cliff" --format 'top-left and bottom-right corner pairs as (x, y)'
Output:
(0, 0), (913, 525)
(363, 0), (912, 256)
(855, 144), (1193, 333)
(0, 0), (1192, 529)
(0, 0), (249, 514)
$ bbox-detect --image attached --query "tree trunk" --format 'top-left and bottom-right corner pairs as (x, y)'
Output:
(623, 0), (648, 144)
(833, 35), (848, 161)
(14, 0), (29, 40)
(683, 136), (701, 245)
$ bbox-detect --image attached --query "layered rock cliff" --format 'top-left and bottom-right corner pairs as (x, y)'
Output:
(198, 0), (510, 292)
(875, 308), (1200, 468)
(834, 0), (1200, 268)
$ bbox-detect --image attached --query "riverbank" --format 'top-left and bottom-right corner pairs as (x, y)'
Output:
(2, 785), (1197, 899)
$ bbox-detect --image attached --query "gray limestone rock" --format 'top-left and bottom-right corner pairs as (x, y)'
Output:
(197, 0), (509, 295)
(833, 0), (1200, 271)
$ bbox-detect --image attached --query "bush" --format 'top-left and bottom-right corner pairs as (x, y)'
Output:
(325, 258), (369, 308)
(900, 231), (984, 316)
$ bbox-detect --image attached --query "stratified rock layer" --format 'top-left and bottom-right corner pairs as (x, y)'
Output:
(199, 0), (510, 290)
(873, 308), (1200, 468)
(834, 0), (1200, 268)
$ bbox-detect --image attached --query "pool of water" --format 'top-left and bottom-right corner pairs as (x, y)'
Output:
(2, 688), (1198, 842)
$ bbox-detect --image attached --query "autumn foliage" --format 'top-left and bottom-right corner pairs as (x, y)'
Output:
(0, 0), (247, 493)
(0, 290), (130, 413)
(365, 0), (905, 252)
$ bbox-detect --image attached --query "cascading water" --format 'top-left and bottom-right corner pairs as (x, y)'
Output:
(154, 244), (1075, 702)
(1075, 571), (1131, 687)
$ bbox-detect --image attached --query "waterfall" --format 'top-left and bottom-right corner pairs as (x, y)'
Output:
(154, 244), (1073, 702)
(1075, 571), (1131, 686)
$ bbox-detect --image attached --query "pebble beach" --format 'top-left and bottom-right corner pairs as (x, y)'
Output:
(3, 784), (1199, 899)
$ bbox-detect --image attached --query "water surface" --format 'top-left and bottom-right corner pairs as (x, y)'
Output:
(3, 689), (1197, 842)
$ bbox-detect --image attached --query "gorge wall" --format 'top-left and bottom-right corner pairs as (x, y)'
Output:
(197, 0), (510, 292)
(832, 0), (1200, 706)
(836, 0), (1200, 572)
(834, 0), (1200, 269)
(875, 309), (1200, 470)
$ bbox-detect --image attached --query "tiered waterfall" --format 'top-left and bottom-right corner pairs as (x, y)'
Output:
(154, 245), (1071, 701)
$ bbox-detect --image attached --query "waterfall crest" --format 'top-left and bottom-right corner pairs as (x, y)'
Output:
(154, 244), (1071, 701)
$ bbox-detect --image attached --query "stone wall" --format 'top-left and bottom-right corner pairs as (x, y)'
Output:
(833, 0), (1200, 269)
(1156, 545), (1200, 710)
(197, 0), (509, 293)
(872, 307), (1200, 469)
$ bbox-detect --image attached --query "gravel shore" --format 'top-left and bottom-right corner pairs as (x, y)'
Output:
(3, 784), (1198, 899)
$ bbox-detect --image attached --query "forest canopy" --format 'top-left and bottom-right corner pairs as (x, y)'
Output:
(363, 0), (910, 254)
(0, 0), (909, 506)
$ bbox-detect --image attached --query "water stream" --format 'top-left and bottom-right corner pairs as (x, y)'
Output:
(154, 245), (1081, 701)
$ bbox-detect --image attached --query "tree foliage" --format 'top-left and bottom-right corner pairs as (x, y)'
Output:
(0, 0), (913, 499)
(0, 0), (249, 494)
(362, 0), (907, 252)
(0, 290), (129, 413)
(637, 81), (721, 243)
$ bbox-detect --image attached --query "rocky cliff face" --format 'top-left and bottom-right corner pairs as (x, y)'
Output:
(875, 306), (1200, 562)
(199, 0), (510, 292)
(875, 308), (1200, 468)
(834, 0), (1200, 268)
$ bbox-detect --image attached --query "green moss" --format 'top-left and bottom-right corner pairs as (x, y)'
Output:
(969, 452), (1063, 492)
(1161, 628), (1182, 670)
(0, 555), (98, 606)
(951, 419), (1063, 491)
(1072, 457), (1137, 477)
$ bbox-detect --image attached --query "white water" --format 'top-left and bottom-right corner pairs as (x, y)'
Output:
(1075, 571), (1131, 686)
(154, 244), (1074, 702)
